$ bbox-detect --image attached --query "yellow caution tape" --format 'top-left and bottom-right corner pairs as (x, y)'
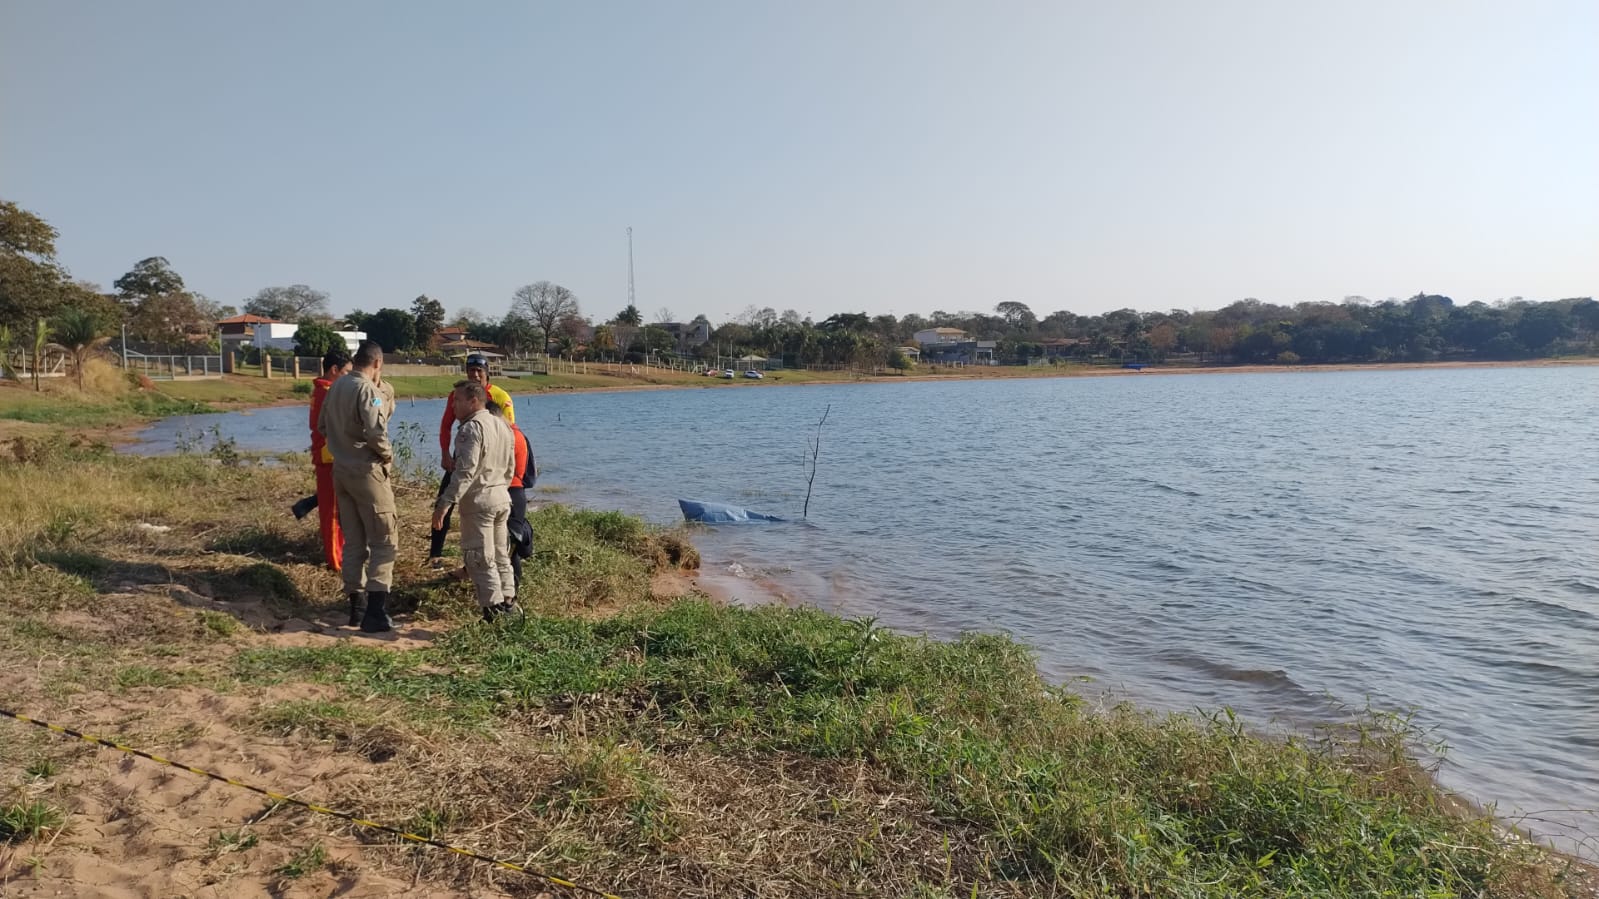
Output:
(0, 706), (622, 898)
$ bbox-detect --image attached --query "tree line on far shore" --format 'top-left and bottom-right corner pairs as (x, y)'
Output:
(3, 199), (1596, 377)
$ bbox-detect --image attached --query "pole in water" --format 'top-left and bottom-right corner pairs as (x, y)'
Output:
(802, 403), (830, 519)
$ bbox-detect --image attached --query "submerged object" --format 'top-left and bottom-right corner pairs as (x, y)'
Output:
(678, 499), (784, 524)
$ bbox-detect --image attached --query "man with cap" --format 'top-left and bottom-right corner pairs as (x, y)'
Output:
(429, 353), (515, 568)
(317, 339), (399, 632)
(433, 380), (517, 621)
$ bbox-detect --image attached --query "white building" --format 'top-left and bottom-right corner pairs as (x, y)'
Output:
(253, 322), (367, 353)
(913, 327), (968, 347)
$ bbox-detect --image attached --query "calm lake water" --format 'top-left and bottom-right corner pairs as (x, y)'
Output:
(130, 367), (1599, 852)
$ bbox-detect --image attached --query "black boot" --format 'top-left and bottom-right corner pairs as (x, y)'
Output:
(346, 591), (366, 627)
(360, 591), (393, 633)
(290, 494), (318, 521)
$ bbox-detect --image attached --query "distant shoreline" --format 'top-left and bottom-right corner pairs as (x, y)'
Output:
(138, 354), (1599, 418)
(5, 354), (1594, 447)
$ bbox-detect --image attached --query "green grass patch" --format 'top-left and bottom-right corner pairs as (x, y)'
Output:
(513, 505), (659, 609)
(33, 549), (108, 578)
(236, 643), (423, 688)
(0, 801), (64, 843)
(255, 699), (368, 738)
(232, 561), (302, 604)
(0, 567), (97, 615)
(209, 828), (259, 852)
(197, 610), (241, 638)
(0, 388), (213, 427)
(114, 664), (199, 690)
(274, 840), (327, 878)
(23, 758), (60, 780)
(209, 526), (317, 562)
(550, 741), (678, 846)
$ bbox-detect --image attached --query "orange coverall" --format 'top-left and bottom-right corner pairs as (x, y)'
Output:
(309, 376), (342, 572)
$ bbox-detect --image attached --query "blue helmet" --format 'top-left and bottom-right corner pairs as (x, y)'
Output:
(465, 353), (488, 369)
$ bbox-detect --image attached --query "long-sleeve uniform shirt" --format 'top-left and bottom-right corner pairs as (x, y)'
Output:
(439, 381), (514, 458)
(317, 371), (394, 473)
(436, 410), (515, 512)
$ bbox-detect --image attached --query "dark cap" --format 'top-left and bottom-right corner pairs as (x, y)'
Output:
(465, 353), (488, 369)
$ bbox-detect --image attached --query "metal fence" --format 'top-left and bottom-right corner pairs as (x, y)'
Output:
(123, 351), (224, 380)
(2, 349), (68, 378)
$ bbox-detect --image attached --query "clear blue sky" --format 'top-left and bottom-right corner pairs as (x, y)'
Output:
(4, 1), (1595, 323)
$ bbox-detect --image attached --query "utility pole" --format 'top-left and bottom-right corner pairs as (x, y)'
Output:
(627, 226), (636, 312)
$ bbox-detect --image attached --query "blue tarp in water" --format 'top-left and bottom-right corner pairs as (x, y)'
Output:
(678, 499), (785, 524)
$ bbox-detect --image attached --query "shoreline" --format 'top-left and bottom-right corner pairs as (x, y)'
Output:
(132, 352), (1599, 410)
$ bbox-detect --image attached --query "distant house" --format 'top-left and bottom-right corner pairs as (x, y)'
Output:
(437, 326), (469, 343)
(913, 327), (969, 347)
(657, 321), (711, 354)
(217, 313), (279, 353)
(439, 336), (503, 358)
(249, 321), (367, 354)
(914, 327), (992, 364)
(1040, 338), (1083, 359)
(921, 340), (997, 365)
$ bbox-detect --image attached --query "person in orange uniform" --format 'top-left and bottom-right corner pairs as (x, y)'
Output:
(307, 349), (352, 571)
(429, 353), (515, 567)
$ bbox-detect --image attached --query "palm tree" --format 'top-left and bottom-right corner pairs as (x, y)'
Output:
(0, 325), (13, 381)
(49, 307), (110, 391)
(31, 318), (49, 391)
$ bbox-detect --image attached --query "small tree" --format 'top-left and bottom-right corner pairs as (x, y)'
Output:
(50, 307), (110, 391)
(362, 308), (417, 353)
(512, 281), (579, 354)
(0, 324), (13, 380)
(293, 318), (343, 357)
(639, 325), (673, 355)
(114, 257), (185, 311)
(244, 284), (330, 321)
(412, 294), (446, 349)
(31, 317), (49, 391)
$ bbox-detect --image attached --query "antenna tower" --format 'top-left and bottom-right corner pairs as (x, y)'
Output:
(627, 226), (636, 310)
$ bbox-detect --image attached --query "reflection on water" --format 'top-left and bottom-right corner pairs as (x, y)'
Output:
(129, 367), (1599, 853)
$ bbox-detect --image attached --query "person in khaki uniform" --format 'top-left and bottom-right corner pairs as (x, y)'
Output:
(317, 340), (399, 633)
(431, 380), (517, 622)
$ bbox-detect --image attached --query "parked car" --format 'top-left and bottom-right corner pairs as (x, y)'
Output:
(722, 369), (736, 379)
(743, 370), (764, 379)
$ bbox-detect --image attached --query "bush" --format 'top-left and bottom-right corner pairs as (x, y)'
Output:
(293, 318), (343, 357)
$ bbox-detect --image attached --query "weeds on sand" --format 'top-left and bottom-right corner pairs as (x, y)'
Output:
(0, 801), (64, 843)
